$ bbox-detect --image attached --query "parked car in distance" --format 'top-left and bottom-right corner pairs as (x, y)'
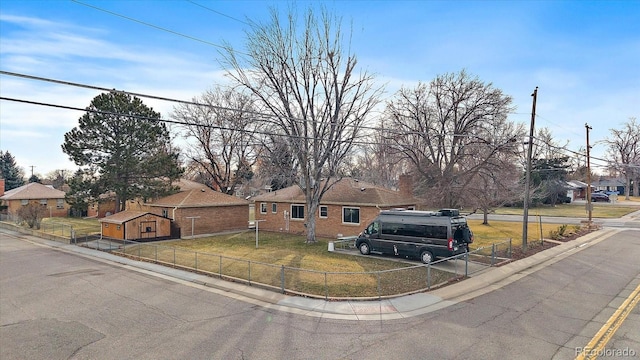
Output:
(590, 193), (610, 202)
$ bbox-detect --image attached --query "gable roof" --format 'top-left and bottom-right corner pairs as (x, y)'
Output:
(99, 210), (162, 224)
(0, 182), (66, 200)
(253, 178), (417, 207)
(146, 187), (249, 208)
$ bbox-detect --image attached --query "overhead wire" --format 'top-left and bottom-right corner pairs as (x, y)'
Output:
(1, 71), (627, 171)
(70, 0), (250, 55)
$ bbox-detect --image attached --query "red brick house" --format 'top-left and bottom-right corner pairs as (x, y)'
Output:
(140, 186), (249, 238)
(0, 182), (69, 218)
(252, 178), (418, 238)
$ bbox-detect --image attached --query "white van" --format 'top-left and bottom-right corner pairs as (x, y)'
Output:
(355, 209), (474, 263)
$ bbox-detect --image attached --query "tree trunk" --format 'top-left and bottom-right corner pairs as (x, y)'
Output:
(482, 207), (489, 225)
(305, 199), (318, 243)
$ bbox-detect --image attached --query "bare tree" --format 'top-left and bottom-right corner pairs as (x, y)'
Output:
(17, 203), (47, 229)
(173, 87), (259, 194)
(345, 121), (409, 189)
(385, 70), (516, 207)
(44, 169), (72, 190)
(221, 6), (382, 243)
(604, 117), (639, 200)
(461, 124), (523, 224)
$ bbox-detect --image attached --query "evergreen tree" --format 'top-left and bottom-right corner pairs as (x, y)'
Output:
(0, 151), (25, 190)
(62, 91), (183, 212)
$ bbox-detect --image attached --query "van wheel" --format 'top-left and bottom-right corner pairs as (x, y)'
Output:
(420, 250), (434, 264)
(359, 242), (371, 255)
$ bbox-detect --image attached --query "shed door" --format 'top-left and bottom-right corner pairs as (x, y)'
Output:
(140, 221), (156, 239)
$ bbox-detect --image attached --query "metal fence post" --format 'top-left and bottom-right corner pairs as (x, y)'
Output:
(280, 265), (285, 294)
(324, 272), (328, 300)
(427, 264), (431, 290)
(491, 243), (496, 266)
(465, 252), (469, 277)
(508, 238), (512, 258)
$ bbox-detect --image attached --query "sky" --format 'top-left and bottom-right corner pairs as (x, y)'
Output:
(1, 0), (638, 178)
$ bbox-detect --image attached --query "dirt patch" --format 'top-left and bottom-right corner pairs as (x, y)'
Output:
(507, 225), (600, 262)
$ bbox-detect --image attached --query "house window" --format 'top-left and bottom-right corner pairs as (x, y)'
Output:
(104, 223), (109, 228)
(291, 204), (305, 219)
(21, 199), (28, 206)
(117, 225), (121, 230)
(319, 206), (328, 218)
(407, 206), (415, 210)
(342, 207), (360, 224)
(56, 199), (64, 209)
(162, 209), (169, 217)
(40, 199), (47, 205)
(272, 203), (277, 213)
(260, 203), (267, 214)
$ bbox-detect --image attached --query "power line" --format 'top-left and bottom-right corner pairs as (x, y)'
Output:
(0, 71), (624, 170)
(70, 0), (250, 55)
(186, 0), (250, 25)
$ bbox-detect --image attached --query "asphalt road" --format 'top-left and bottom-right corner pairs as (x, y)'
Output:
(1, 228), (639, 359)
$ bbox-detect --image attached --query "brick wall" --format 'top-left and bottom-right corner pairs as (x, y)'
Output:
(147, 205), (249, 237)
(5, 199), (69, 218)
(254, 202), (408, 239)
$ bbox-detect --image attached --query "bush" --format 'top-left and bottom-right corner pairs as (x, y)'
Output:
(16, 203), (47, 229)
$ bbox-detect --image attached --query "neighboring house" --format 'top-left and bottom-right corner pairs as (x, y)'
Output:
(0, 182), (69, 218)
(99, 210), (171, 241)
(141, 186), (249, 238)
(252, 178), (419, 239)
(566, 180), (589, 201)
(86, 191), (117, 218)
(592, 177), (626, 194)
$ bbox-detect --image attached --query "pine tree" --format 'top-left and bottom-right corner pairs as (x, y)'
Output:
(62, 91), (183, 212)
(0, 151), (26, 190)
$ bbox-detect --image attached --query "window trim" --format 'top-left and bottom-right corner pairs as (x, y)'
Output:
(342, 206), (360, 225)
(291, 204), (305, 220)
(56, 199), (64, 209)
(260, 202), (267, 214)
(271, 203), (277, 213)
(319, 205), (328, 218)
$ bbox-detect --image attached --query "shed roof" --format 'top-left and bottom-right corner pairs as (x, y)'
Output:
(0, 182), (66, 200)
(99, 210), (162, 224)
(253, 178), (417, 207)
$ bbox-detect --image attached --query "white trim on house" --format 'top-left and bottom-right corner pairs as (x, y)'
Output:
(342, 206), (360, 225)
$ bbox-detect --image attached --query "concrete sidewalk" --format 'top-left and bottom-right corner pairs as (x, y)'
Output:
(9, 227), (622, 321)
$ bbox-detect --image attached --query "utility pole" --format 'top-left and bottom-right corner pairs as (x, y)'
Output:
(585, 124), (593, 226)
(522, 86), (538, 253)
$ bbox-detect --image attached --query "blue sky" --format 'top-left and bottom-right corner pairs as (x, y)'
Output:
(1, 0), (638, 177)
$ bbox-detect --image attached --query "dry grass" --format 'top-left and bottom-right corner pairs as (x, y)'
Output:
(493, 203), (639, 218)
(467, 219), (578, 249)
